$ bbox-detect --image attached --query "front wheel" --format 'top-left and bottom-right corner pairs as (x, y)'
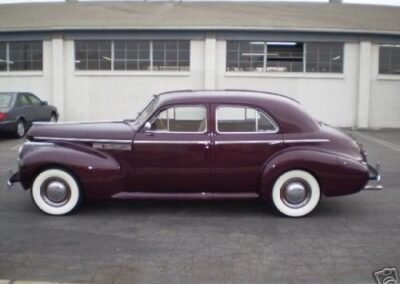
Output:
(14, 119), (26, 138)
(272, 170), (320, 217)
(31, 169), (82, 215)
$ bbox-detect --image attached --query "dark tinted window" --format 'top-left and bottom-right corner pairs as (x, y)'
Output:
(379, 45), (400, 75)
(226, 41), (264, 72)
(8, 41), (42, 71)
(0, 93), (13, 108)
(16, 94), (32, 107)
(28, 94), (41, 105)
(306, 42), (343, 73)
(0, 43), (6, 71)
(75, 40), (112, 70)
(266, 42), (303, 72)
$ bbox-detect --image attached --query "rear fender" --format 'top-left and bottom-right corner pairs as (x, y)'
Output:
(19, 142), (125, 199)
(260, 148), (369, 200)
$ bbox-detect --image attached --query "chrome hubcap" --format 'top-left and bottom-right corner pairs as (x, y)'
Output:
(50, 116), (57, 122)
(280, 179), (311, 209)
(40, 178), (70, 207)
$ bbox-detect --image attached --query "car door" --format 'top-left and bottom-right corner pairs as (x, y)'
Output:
(15, 93), (35, 124)
(131, 104), (212, 193)
(211, 104), (285, 193)
(26, 93), (48, 121)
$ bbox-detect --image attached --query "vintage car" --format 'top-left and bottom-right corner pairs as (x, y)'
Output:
(7, 90), (382, 217)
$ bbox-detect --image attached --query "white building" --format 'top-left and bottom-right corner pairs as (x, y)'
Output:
(0, 0), (399, 128)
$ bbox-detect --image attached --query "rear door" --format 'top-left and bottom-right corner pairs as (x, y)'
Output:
(26, 93), (48, 121)
(211, 104), (284, 192)
(131, 104), (212, 193)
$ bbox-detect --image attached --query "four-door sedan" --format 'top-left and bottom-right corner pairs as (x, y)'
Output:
(0, 92), (58, 138)
(8, 90), (382, 217)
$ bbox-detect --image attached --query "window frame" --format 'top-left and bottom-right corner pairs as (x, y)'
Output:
(378, 44), (400, 76)
(0, 41), (43, 72)
(74, 39), (191, 72)
(225, 40), (344, 74)
(147, 104), (208, 134)
(215, 105), (279, 135)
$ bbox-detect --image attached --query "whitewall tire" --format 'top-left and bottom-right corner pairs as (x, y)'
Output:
(31, 169), (81, 215)
(272, 170), (320, 217)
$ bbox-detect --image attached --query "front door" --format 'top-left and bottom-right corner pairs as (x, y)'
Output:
(211, 104), (284, 192)
(131, 104), (212, 193)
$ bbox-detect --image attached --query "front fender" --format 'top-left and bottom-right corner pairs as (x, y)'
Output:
(260, 148), (369, 200)
(19, 142), (126, 199)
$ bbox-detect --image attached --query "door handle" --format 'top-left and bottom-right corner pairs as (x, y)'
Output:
(204, 142), (211, 150)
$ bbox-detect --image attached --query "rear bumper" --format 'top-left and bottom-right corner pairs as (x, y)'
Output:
(363, 163), (383, 190)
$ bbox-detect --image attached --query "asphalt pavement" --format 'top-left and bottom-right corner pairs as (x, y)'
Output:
(0, 130), (399, 284)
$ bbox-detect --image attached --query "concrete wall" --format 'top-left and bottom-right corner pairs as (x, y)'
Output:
(215, 41), (360, 127)
(0, 35), (399, 128)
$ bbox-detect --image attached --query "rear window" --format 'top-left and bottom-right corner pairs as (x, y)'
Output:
(0, 94), (13, 108)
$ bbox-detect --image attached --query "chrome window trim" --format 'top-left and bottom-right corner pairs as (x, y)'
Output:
(134, 140), (209, 145)
(34, 136), (132, 144)
(215, 105), (279, 134)
(146, 104), (208, 134)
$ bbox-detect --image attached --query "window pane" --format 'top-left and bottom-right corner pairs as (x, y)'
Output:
(16, 94), (31, 106)
(0, 42), (7, 71)
(226, 41), (265, 72)
(266, 42), (304, 72)
(114, 40), (150, 71)
(217, 106), (277, 133)
(75, 40), (111, 70)
(151, 106), (206, 132)
(379, 45), (400, 75)
(9, 41), (43, 71)
(0, 93), (13, 107)
(152, 40), (190, 71)
(306, 42), (344, 73)
(28, 95), (41, 105)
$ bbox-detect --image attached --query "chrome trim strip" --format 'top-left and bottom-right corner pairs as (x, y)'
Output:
(24, 141), (55, 147)
(34, 136), (132, 144)
(284, 139), (330, 144)
(215, 140), (283, 145)
(134, 140), (209, 145)
(33, 120), (122, 125)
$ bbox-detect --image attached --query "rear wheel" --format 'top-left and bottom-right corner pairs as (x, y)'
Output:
(272, 170), (320, 217)
(31, 169), (82, 215)
(14, 119), (26, 138)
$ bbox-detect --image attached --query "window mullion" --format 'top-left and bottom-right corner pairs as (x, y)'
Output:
(111, 40), (115, 71)
(264, 42), (267, 72)
(303, 42), (307, 73)
(150, 40), (153, 71)
(6, 42), (9, 72)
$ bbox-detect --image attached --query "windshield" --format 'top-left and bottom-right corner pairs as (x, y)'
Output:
(0, 93), (13, 108)
(132, 96), (159, 127)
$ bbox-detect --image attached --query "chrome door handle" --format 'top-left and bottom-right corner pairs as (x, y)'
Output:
(204, 142), (211, 150)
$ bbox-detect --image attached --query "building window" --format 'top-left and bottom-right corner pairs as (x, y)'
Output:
(226, 41), (343, 73)
(75, 40), (112, 70)
(153, 40), (190, 71)
(306, 42), (343, 73)
(0, 41), (43, 72)
(75, 40), (190, 71)
(379, 45), (400, 75)
(114, 40), (150, 71)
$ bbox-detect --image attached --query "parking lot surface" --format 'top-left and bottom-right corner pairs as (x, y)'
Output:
(0, 130), (399, 284)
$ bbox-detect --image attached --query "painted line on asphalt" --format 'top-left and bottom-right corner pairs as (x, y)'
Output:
(354, 131), (400, 153)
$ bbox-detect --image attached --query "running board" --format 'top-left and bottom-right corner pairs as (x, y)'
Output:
(112, 192), (259, 200)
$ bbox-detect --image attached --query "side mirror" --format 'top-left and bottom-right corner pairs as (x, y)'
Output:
(144, 122), (152, 132)
(41, 101), (48, 106)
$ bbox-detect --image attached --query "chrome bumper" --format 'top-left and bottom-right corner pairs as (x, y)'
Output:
(363, 163), (383, 190)
(7, 169), (20, 190)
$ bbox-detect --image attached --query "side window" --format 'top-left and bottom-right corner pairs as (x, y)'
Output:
(16, 94), (32, 107)
(216, 106), (277, 133)
(151, 106), (207, 132)
(27, 94), (41, 105)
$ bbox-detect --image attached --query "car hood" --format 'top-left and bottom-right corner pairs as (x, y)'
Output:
(27, 121), (135, 142)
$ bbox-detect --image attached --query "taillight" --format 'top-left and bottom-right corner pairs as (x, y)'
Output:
(0, 112), (7, 121)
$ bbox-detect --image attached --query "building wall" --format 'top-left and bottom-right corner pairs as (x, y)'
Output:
(215, 41), (360, 127)
(0, 35), (399, 128)
(370, 44), (400, 128)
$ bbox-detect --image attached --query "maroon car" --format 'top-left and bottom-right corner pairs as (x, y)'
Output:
(8, 90), (382, 217)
